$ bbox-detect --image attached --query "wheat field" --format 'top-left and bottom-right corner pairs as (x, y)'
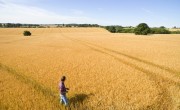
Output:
(0, 28), (180, 110)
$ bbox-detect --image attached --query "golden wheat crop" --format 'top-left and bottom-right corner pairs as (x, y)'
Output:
(0, 28), (180, 110)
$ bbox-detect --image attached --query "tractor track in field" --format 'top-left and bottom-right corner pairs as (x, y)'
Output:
(60, 33), (180, 109)
(0, 37), (40, 44)
(0, 63), (60, 107)
(61, 34), (180, 84)
(1, 29), (179, 109)
(65, 35), (179, 76)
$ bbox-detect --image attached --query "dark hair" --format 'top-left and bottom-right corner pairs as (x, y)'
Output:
(61, 76), (66, 81)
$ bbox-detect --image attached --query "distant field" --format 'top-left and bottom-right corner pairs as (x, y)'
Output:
(0, 28), (180, 110)
(169, 28), (180, 31)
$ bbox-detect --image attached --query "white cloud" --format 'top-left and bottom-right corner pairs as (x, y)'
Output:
(0, 0), (96, 24)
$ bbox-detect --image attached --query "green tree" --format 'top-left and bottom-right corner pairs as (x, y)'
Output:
(151, 28), (170, 34)
(105, 26), (116, 33)
(160, 26), (165, 29)
(23, 31), (31, 36)
(134, 23), (151, 35)
(115, 26), (123, 33)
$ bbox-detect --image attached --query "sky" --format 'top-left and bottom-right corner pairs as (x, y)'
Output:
(0, 0), (179, 27)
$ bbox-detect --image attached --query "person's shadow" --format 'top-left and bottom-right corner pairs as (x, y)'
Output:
(69, 93), (94, 108)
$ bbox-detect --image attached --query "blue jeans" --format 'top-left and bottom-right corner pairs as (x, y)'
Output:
(60, 94), (69, 106)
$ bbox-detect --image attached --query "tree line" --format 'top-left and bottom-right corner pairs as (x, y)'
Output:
(105, 23), (180, 34)
(1, 23), (179, 34)
(60, 24), (100, 27)
(0, 23), (100, 28)
(0, 23), (40, 28)
(105, 26), (134, 33)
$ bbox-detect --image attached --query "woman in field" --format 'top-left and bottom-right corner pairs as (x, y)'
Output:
(59, 76), (69, 106)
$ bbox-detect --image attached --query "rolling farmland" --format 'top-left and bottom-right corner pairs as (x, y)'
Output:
(0, 28), (180, 110)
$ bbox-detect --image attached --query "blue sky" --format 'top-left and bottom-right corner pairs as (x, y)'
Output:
(0, 0), (179, 27)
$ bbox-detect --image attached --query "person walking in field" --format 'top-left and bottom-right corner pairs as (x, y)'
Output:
(59, 76), (69, 107)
